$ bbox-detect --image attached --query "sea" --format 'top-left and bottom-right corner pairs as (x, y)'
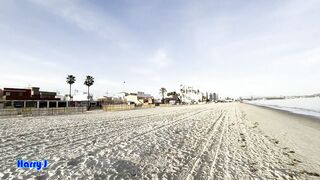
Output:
(246, 97), (320, 118)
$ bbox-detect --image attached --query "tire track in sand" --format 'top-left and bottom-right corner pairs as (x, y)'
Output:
(184, 109), (226, 180)
(207, 108), (229, 179)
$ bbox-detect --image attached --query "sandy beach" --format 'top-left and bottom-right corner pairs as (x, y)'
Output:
(0, 103), (319, 179)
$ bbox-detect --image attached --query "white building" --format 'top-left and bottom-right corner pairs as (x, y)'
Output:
(179, 85), (203, 104)
(125, 92), (154, 105)
(70, 91), (94, 101)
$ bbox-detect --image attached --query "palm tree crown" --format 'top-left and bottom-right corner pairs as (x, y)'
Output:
(66, 75), (76, 85)
(159, 87), (167, 103)
(84, 75), (94, 110)
(66, 75), (76, 100)
(84, 76), (94, 87)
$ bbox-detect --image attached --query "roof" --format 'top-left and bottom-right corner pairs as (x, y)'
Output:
(3, 88), (30, 92)
(138, 94), (153, 98)
(126, 92), (153, 99)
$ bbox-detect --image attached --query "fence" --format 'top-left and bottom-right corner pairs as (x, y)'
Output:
(159, 104), (174, 107)
(0, 107), (86, 117)
(139, 104), (156, 109)
(102, 104), (155, 112)
(102, 104), (135, 111)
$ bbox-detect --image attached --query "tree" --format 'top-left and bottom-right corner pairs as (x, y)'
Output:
(159, 87), (167, 104)
(66, 75), (76, 101)
(84, 75), (94, 110)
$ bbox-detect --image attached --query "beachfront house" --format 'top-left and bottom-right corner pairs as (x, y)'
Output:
(179, 85), (203, 104)
(165, 91), (180, 104)
(0, 89), (3, 100)
(125, 92), (154, 105)
(1, 87), (61, 108)
(97, 95), (126, 105)
(2, 87), (59, 101)
(0, 89), (3, 109)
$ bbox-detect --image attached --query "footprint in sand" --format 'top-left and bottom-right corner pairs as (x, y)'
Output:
(271, 139), (279, 144)
(293, 159), (302, 163)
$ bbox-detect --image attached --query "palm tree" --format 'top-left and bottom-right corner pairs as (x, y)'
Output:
(66, 75), (76, 101)
(84, 75), (94, 110)
(159, 87), (167, 104)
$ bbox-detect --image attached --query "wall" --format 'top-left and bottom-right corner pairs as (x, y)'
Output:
(125, 95), (140, 105)
(159, 104), (174, 107)
(102, 104), (155, 111)
(103, 104), (135, 111)
(0, 107), (86, 117)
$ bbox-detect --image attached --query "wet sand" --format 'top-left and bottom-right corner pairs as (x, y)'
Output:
(240, 103), (320, 175)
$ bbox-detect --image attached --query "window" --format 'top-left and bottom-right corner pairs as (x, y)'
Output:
(6, 92), (10, 96)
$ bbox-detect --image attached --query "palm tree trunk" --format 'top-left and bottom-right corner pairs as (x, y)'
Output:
(162, 92), (164, 104)
(69, 84), (72, 101)
(87, 86), (90, 110)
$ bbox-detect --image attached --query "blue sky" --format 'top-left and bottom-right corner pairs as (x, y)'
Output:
(0, 0), (319, 98)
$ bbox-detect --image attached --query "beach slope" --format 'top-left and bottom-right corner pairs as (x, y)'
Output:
(240, 103), (320, 175)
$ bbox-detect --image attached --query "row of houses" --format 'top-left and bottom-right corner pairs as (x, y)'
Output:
(98, 92), (154, 106)
(0, 85), (219, 109)
(0, 87), (63, 109)
(98, 87), (219, 106)
(0, 86), (154, 109)
(178, 85), (219, 104)
(0, 87), (58, 101)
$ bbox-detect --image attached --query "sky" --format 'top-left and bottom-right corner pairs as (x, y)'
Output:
(0, 0), (319, 98)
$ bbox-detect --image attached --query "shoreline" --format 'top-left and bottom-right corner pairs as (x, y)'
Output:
(239, 103), (320, 173)
(243, 102), (320, 129)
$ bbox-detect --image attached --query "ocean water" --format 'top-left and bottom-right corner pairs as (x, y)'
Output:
(246, 97), (320, 118)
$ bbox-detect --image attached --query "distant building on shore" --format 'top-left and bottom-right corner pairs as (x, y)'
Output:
(179, 85), (203, 104)
(213, 93), (219, 102)
(0, 89), (3, 100)
(165, 91), (180, 104)
(2, 87), (59, 101)
(125, 92), (154, 105)
(97, 92), (127, 105)
(0, 87), (62, 109)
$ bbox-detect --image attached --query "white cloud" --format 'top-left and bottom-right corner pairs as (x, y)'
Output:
(28, 0), (131, 44)
(130, 68), (161, 82)
(4, 51), (58, 67)
(1, 0), (319, 97)
(129, 49), (171, 82)
(147, 49), (171, 68)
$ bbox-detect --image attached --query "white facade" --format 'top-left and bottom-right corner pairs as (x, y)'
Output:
(179, 85), (203, 104)
(71, 92), (93, 101)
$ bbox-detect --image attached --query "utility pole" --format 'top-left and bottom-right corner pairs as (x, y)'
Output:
(123, 81), (126, 92)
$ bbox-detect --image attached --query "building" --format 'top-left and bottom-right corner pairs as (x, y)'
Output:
(2, 87), (59, 101)
(165, 91), (180, 104)
(97, 96), (126, 105)
(209, 93), (213, 101)
(125, 92), (154, 105)
(179, 85), (203, 104)
(72, 92), (93, 102)
(2, 88), (32, 100)
(213, 93), (219, 102)
(1, 87), (61, 109)
(0, 89), (3, 100)
(0, 89), (3, 108)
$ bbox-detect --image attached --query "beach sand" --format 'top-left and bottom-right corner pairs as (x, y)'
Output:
(0, 103), (319, 179)
(240, 103), (320, 175)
